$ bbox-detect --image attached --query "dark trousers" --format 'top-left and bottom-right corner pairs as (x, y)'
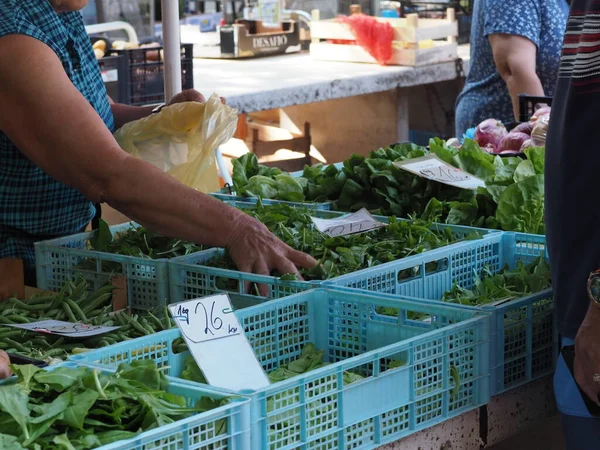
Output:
(560, 413), (600, 450)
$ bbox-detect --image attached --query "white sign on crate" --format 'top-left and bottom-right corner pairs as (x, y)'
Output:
(8, 320), (120, 338)
(311, 208), (387, 237)
(168, 294), (270, 391)
(394, 155), (486, 190)
(101, 69), (119, 83)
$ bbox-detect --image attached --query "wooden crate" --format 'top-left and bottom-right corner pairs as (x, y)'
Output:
(309, 8), (458, 66)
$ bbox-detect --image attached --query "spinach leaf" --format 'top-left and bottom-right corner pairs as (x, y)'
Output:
(0, 385), (30, 440)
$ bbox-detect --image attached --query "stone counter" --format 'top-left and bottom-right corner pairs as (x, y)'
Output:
(192, 45), (470, 113)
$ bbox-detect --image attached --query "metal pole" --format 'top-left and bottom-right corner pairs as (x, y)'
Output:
(161, 0), (182, 101)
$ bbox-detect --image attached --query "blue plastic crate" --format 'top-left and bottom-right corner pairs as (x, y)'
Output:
(1, 362), (251, 450)
(71, 288), (491, 449)
(211, 192), (333, 210)
(35, 222), (171, 311)
(326, 232), (555, 395)
(169, 210), (501, 308)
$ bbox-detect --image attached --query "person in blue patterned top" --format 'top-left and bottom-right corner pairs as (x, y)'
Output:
(0, 0), (316, 288)
(455, 0), (569, 138)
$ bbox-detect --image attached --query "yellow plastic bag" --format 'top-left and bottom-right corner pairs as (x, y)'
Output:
(114, 93), (238, 193)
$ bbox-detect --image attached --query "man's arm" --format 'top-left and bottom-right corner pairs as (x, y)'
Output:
(109, 100), (154, 129)
(489, 34), (544, 121)
(0, 35), (316, 284)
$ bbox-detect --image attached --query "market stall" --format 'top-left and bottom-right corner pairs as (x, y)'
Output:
(0, 2), (566, 450)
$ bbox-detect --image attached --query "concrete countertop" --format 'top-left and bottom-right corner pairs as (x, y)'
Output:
(191, 44), (471, 113)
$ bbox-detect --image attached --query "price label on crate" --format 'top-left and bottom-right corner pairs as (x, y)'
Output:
(168, 294), (270, 391)
(101, 69), (119, 83)
(7, 320), (120, 338)
(311, 208), (387, 237)
(394, 155), (486, 190)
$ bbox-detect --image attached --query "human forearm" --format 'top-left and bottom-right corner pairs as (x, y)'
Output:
(504, 71), (544, 121)
(489, 34), (542, 121)
(110, 103), (155, 130)
(104, 156), (245, 249)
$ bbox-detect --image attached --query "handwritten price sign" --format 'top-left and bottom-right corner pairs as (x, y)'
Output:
(394, 155), (486, 190)
(311, 208), (387, 237)
(169, 296), (240, 343)
(168, 294), (270, 390)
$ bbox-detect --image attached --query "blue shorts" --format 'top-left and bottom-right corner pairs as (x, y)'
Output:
(555, 338), (600, 450)
(554, 337), (594, 418)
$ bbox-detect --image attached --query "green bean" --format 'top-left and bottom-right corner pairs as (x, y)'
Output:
(41, 348), (67, 359)
(4, 338), (31, 353)
(62, 303), (78, 323)
(51, 337), (65, 348)
(147, 312), (165, 331)
(6, 315), (30, 324)
(0, 330), (23, 340)
(65, 298), (87, 322)
(32, 338), (52, 349)
(82, 292), (113, 315)
(26, 294), (61, 306)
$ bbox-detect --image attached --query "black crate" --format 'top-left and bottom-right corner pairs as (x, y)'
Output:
(518, 94), (553, 123)
(97, 54), (129, 104)
(107, 43), (194, 106)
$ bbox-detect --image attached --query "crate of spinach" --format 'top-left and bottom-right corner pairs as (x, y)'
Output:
(212, 153), (334, 210)
(0, 277), (181, 364)
(168, 201), (500, 309)
(69, 287), (491, 449)
(227, 139), (546, 235)
(0, 361), (250, 449)
(327, 231), (553, 395)
(35, 220), (204, 312)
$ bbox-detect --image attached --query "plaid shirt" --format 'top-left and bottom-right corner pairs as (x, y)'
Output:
(0, 1), (114, 276)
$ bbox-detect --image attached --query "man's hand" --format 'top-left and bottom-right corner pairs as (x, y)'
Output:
(574, 304), (600, 405)
(168, 89), (226, 106)
(226, 213), (318, 296)
(0, 351), (12, 379)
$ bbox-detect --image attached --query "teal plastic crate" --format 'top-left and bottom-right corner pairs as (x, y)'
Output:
(35, 222), (171, 311)
(168, 211), (501, 308)
(0, 362), (251, 450)
(211, 192), (333, 210)
(70, 288), (491, 449)
(326, 232), (555, 395)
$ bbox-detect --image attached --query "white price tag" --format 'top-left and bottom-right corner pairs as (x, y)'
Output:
(7, 320), (120, 338)
(311, 208), (387, 237)
(169, 294), (270, 391)
(101, 69), (119, 83)
(394, 155), (486, 190)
